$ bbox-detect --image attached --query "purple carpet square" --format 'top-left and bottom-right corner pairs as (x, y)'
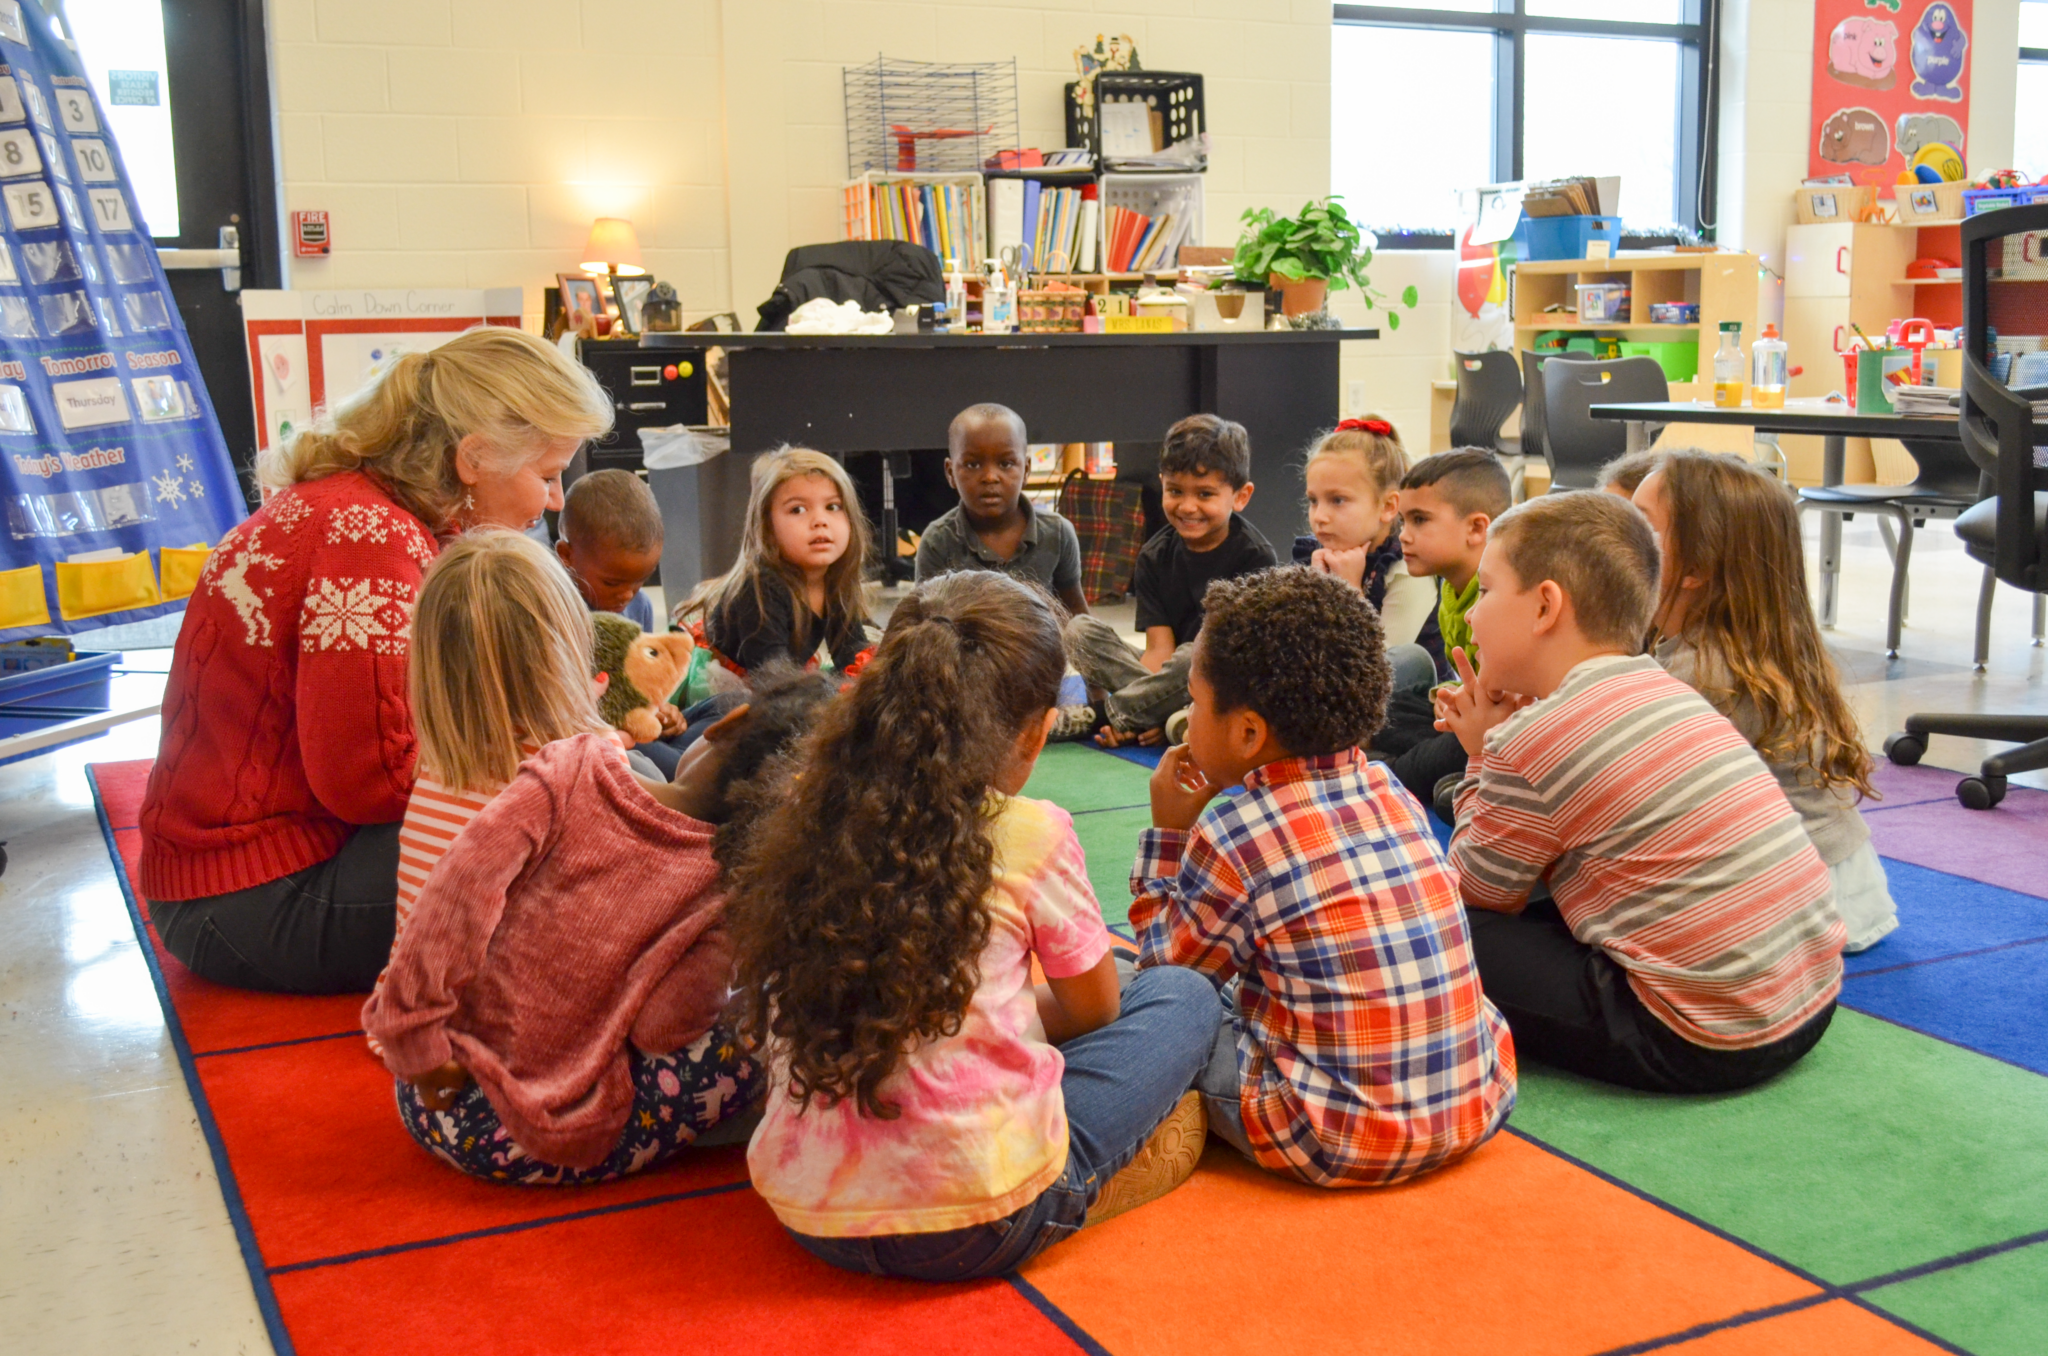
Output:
(1846, 859), (2048, 976)
(1866, 761), (1993, 810)
(1861, 773), (2048, 900)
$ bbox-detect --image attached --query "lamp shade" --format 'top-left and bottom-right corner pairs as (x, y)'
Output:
(579, 217), (645, 275)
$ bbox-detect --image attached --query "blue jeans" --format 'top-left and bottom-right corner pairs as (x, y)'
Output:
(788, 964), (1220, 1281)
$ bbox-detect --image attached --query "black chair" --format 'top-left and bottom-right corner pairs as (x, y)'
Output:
(1449, 350), (1525, 495)
(1795, 438), (1984, 657)
(1885, 204), (2048, 809)
(1518, 349), (1593, 485)
(1540, 356), (1670, 490)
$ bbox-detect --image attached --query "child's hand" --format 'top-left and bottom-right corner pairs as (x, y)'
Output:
(1434, 647), (1524, 758)
(1095, 724), (1165, 749)
(410, 1059), (472, 1113)
(1150, 745), (1219, 832)
(1311, 545), (1371, 591)
(655, 702), (685, 738)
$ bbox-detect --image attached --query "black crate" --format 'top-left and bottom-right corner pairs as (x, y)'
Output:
(1063, 70), (1205, 172)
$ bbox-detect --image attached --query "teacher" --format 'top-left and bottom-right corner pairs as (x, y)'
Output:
(138, 327), (613, 993)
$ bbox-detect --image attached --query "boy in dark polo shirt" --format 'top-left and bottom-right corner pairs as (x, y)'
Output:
(1061, 414), (1277, 744)
(914, 402), (1090, 616)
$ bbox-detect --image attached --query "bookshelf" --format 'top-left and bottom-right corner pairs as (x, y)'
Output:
(1511, 251), (1758, 404)
(841, 170), (986, 271)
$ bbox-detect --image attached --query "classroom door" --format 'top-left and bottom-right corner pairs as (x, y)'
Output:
(62, 0), (282, 504)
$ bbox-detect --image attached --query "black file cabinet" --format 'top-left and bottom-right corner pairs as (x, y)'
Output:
(576, 338), (710, 472)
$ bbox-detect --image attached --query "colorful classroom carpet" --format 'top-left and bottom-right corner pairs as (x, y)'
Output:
(88, 750), (2048, 1356)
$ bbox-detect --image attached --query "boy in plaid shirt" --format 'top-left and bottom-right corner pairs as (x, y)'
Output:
(1130, 568), (1516, 1187)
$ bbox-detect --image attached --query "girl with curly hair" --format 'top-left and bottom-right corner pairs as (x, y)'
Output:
(730, 571), (1220, 1280)
(1634, 452), (1897, 951)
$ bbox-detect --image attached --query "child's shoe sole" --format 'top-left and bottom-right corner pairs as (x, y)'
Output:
(1085, 1091), (1206, 1227)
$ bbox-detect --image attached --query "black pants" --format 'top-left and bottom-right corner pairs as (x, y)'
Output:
(1390, 731), (1469, 813)
(149, 823), (401, 995)
(1466, 897), (1835, 1093)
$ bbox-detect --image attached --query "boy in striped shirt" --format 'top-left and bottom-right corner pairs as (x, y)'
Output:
(1441, 491), (1843, 1093)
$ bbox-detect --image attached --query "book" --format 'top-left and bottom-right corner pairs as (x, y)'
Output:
(1022, 179), (1042, 270)
(989, 178), (1024, 261)
(1077, 193), (1099, 273)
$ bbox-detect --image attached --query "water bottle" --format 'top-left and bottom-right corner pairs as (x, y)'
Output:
(1751, 323), (1788, 410)
(1713, 322), (1746, 408)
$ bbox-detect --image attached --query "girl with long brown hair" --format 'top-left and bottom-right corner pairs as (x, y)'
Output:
(1634, 451), (1898, 951)
(730, 571), (1219, 1280)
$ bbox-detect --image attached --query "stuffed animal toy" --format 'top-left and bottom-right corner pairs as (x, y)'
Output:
(1910, 3), (1968, 102)
(591, 611), (695, 746)
(1819, 107), (1891, 167)
(1827, 16), (1897, 90)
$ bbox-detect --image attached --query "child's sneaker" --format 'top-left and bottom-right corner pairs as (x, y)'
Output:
(1086, 1091), (1206, 1227)
(1050, 703), (1102, 742)
(1163, 707), (1191, 745)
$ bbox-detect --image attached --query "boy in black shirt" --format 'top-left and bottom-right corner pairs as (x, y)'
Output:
(1061, 414), (1277, 743)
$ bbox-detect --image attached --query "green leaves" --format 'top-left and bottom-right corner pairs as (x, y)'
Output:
(1231, 196), (1372, 294)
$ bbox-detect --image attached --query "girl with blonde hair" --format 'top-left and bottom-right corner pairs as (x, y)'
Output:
(141, 325), (612, 994)
(684, 447), (876, 683)
(363, 529), (838, 1184)
(1634, 451), (1898, 951)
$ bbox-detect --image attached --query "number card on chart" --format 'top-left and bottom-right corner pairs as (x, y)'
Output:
(3, 179), (55, 231)
(37, 131), (61, 180)
(86, 186), (130, 232)
(0, 4), (26, 48)
(56, 86), (95, 135)
(0, 125), (38, 178)
(0, 73), (24, 124)
(70, 138), (113, 183)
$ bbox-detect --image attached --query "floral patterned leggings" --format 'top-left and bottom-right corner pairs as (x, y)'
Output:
(394, 1023), (763, 1186)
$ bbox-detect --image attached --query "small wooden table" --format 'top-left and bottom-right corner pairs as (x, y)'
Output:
(1589, 397), (1966, 626)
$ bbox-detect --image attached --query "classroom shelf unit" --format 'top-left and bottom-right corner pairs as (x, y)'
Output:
(841, 170), (987, 271)
(1511, 252), (1760, 406)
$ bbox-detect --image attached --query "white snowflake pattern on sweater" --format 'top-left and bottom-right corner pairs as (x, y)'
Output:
(300, 576), (416, 654)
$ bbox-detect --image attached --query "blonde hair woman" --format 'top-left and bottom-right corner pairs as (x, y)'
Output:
(140, 326), (612, 995)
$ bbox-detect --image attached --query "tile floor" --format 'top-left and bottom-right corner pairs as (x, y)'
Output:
(0, 516), (2041, 1352)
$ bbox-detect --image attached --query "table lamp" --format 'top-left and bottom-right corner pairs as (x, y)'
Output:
(579, 217), (646, 277)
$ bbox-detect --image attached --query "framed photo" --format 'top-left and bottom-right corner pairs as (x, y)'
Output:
(556, 272), (605, 329)
(611, 275), (653, 333)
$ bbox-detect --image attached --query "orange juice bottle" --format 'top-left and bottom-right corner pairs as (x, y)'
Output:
(1712, 322), (1746, 408)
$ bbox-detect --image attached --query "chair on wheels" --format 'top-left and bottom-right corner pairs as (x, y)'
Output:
(1885, 204), (2048, 809)
(1539, 356), (1669, 490)
(1795, 438), (1984, 657)
(1449, 350), (1525, 496)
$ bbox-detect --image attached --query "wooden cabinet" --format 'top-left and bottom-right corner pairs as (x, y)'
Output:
(1511, 252), (1758, 406)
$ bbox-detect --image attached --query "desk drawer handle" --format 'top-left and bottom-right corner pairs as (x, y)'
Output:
(1836, 245), (1850, 274)
(630, 366), (663, 386)
(626, 401), (666, 412)
(1834, 324), (1845, 352)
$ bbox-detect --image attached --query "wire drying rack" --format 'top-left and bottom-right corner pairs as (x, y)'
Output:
(843, 56), (1019, 177)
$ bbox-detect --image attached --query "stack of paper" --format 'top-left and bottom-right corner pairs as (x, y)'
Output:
(1887, 385), (1960, 416)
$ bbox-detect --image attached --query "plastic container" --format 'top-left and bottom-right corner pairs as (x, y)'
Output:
(1751, 323), (1788, 409)
(1712, 322), (1746, 408)
(1618, 340), (1700, 383)
(1064, 70), (1206, 171)
(1515, 214), (1623, 262)
(1647, 301), (1699, 324)
(0, 649), (116, 710)
(1575, 282), (1631, 323)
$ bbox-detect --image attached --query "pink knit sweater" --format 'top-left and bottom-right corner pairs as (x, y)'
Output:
(361, 734), (733, 1169)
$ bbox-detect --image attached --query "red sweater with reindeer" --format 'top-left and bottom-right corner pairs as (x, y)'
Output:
(139, 470), (438, 902)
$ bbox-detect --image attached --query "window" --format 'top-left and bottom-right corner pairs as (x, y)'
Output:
(2018, 0), (2048, 181)
(1332, 1), (1713, 241)
(62, 0), (180, 238)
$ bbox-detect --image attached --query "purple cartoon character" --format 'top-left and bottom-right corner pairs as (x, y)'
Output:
(1827, 16), (1898, 90)
(1910, 3), (1968, 102)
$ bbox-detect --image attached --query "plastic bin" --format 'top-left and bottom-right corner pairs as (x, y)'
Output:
(1619, 340), (1700, 383)
(1064, 71), (1206, 171)
(1575, 282), (1630, 323)
(1515, 214), (1622, 262)
(0, 649), (116, 711)
(1963, 185), (2048, 216)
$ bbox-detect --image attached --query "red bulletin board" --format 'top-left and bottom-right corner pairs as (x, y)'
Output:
(1809, 0), (1972, 192)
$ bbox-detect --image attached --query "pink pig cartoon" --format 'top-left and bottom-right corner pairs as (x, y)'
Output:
(1828, 16), (1899, 90)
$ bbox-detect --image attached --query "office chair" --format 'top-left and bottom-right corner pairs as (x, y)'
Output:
(1796, 438), (1984, 657)
(1448, 350), (1525, 496)
(1540, 356), (1670, 490)
(1885, 204), (2048, 809)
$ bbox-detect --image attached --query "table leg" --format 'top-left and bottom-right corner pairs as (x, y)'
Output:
(1818, 433), (1845, 628)
(1625, 420), (1649, 454)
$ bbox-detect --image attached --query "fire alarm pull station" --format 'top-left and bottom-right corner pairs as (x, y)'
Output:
(292, 210), (330, 257)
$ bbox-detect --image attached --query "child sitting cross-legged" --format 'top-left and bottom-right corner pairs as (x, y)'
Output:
(363, 538), (837, 1183)
(1635, 451), (1898, 951)
(915, 402), (1090, 616)
(1061, 413), (1278, 745)
(733, 572), (1221, 1281)
(1444, 491), (1846, 1093)
(1131, 567), (1516, 1187)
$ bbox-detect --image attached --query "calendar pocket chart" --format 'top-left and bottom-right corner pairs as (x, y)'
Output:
(0, 2), (243, 639)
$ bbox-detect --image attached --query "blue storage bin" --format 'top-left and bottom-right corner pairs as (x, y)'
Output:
(1515, 214), (1623, 262)
(0, 650), (116, 713)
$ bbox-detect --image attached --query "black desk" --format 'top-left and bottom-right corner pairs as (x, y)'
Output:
(1590, 398), (1965, 627)
(641, 329), (1376, 592)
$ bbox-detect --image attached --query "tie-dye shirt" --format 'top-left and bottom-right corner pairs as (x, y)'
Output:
(748, 795), (1113, 1238)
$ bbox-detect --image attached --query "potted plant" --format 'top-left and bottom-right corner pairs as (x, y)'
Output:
(1232, 196), (1378, 318)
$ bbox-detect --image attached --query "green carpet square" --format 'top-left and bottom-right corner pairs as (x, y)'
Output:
(1509, 1010), (2048, 1284)
(1069, 806), (1154, 931)
(1023, 744), (1151, 814)
(1862, 1240), (2048, 1356)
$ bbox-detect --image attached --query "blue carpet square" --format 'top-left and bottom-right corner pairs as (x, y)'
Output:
(1845, 859), (2048, 978)
(1842, 939), (2048, 1075)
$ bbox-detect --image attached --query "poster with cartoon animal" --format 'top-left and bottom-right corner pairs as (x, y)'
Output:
(1808, 0), (1972, 190)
